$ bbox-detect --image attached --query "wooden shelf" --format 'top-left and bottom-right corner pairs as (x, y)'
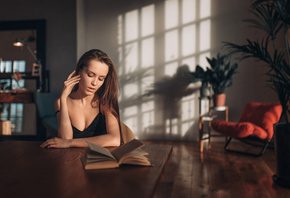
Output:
(0, 72), (39, 79)
(0, 91), (34, 103)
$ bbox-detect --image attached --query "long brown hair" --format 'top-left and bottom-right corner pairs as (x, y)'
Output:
(75, 49), (120, 121)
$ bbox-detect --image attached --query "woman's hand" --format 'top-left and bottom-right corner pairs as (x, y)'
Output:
(61, 70), (81, 99)
(40, 137), (73, 148)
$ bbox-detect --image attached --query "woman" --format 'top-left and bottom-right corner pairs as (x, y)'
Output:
(41, 49), (121, 148)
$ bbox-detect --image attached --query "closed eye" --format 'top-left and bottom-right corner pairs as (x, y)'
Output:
(87, 72), (95, 77)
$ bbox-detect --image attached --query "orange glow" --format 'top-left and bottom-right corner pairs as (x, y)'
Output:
(13, 41), (24, 47)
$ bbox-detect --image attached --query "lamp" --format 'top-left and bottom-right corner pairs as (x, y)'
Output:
(13, 37), (42, 91)
(13, 38), (25, 47)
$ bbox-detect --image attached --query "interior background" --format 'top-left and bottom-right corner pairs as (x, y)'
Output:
(0, 0), (279, 140)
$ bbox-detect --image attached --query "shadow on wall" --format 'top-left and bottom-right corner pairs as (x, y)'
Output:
(144, 65), (198, 117)
(132, 65), (200, 140)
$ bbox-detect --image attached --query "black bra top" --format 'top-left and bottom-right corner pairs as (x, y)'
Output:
(72, 112), (107, 138)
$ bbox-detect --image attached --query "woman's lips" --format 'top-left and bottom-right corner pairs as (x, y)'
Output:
(87, 87), (96, 92)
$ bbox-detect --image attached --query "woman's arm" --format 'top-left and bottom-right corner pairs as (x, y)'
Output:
(56, 70), (81, 139)
(41, 109), (121, 148)
(55, 97), (73, 139)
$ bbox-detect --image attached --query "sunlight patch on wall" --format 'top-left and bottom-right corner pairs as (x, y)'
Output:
(164, 62), (178, 76)
(165, 0), (178, 29)
(200, 0), (211, 19)
(165, 30), (178, 62)
(182, 0), (196, 24)
(181, 95), (195, 121)
(125, 42), (138, 73)
(141, 5), (155, 37)
(199, 20), (211, 51)
(124, 83), (138, 98)
(200, 98), (210, 116)
(124, 116), (138, 138)
(182, 25), (196, 56)
(182, 57), (196, 71)
(123, 105), (138, 117)
(182, 121), (194, 137)
(125, 10), (138, 42)
(123, 105), (138, 137)
(166, 118), (178, 135)
(141, 37), (154, 68)
(141, 101), (155, 131)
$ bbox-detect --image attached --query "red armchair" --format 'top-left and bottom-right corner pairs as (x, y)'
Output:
(211, 102), (282, 156)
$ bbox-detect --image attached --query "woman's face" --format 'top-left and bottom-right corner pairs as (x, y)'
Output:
(78, 59), (109, 96)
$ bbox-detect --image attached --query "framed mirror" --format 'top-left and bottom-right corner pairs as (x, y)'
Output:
(0, 20), (46, 139)
(0, 19), (46, 91)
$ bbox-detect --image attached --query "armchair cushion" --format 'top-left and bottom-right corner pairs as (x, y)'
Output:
(211, 102), (282, 141)
(238, 102), (282, 140)
(211, 120), (267, 139)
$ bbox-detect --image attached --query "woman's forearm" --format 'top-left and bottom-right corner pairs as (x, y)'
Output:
(58, 97), (73, 139)
(70, 133), (120, 147)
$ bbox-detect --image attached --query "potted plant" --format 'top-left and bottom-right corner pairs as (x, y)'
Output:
(225, 0), (290, 187)
(190, 65), (212, 98)
(206, 53), (238, 107)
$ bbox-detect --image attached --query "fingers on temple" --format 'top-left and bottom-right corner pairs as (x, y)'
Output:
(67, 70), (76, 80)
(64, 79), (80, 88)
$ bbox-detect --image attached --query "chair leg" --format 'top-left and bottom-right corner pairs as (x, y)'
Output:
(199, 117), (204, 152)
(224, 137), (270, 157)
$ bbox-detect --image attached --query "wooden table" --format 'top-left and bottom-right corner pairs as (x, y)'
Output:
(0, 141), (172, 198)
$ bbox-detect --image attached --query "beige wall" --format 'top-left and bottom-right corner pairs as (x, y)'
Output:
(0, 0), (280, 140)
(211, 0), (278, 120)
(81, 0), (279, 140)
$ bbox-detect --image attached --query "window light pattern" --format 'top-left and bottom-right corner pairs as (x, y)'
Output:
(117, 0), (211, 139)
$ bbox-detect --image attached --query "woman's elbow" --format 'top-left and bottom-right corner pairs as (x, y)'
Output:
(110, 134), (121, 147)
(58, 133), (73, 140)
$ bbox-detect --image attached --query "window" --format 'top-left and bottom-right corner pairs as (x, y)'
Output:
(0, 60), (26, 133)
(118, 0), (212, 139)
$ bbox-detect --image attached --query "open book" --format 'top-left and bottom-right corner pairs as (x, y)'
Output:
(81, 139), (152, 170)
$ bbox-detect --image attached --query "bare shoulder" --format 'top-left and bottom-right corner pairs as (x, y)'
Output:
(101, 105), (114, 118)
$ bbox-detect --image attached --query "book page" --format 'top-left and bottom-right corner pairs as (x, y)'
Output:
(83, 160), (119, 170)
(111, 139), (144, 162)
(85, 157), (116, 164)
(87, 141), (116, 160)
(122, 149), (149, 159)
(120, 155), (152, 166)
(119, 149), (149, 163)
(86, 150), (116, 161)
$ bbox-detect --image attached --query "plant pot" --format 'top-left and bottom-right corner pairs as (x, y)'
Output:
(199, 86), (211, 98)
(213, 93), (226, 107)
(273, 123), (290, 188)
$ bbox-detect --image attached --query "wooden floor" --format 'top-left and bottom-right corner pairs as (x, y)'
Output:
(142, 140), (290, 198)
